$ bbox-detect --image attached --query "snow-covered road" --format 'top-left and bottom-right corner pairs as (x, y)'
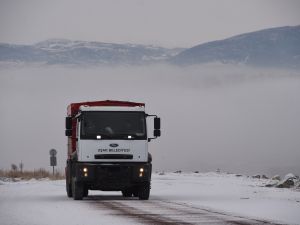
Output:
(88, 198), (281, 224)
(1, 173), (299, 225)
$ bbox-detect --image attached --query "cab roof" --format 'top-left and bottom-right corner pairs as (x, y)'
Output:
(67, 100), (145, 117)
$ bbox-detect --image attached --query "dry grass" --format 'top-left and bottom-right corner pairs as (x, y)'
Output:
(0, 168), (65, 180)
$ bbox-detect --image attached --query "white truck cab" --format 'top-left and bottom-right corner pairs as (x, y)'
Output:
(65, 100), (160, 200)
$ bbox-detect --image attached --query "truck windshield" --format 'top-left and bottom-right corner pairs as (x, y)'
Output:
(80, 111), (146, 140)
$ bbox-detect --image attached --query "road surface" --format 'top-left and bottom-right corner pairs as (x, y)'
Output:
(86, 196), (281, 225)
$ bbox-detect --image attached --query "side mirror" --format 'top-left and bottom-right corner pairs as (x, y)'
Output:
(154, 117), (160, 130)
(147, 115), (161, 142)
(65, 129), (72, 137)
(154, 129), (161, 137)
(66, 117), (72, 129)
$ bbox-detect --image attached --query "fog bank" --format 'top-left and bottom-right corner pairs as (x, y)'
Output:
(0, 64), (299, 176)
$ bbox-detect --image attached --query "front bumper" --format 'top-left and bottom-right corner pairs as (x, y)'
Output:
(74, 162), (152, 191)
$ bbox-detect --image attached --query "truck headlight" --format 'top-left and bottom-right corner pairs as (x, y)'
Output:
(139, 168), (144, 177)
(83, 167), (88, 177)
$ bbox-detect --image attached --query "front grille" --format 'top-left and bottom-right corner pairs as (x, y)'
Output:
(96, 165), (131, 178)
(94, 154), (133, 159)
(94, 165), (132, 190)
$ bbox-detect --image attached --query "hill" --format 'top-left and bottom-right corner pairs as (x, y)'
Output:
(1, 25), (299, 68)
(171, 25), (300, 68)
(0, 39), (182, 66)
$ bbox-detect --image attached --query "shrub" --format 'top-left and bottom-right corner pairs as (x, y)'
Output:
(0, 168), (65, 180)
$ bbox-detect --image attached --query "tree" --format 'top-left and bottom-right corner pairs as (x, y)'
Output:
(11, 164), (18, 171)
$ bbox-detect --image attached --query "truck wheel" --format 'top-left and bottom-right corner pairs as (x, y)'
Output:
(122, 189), (132, 197)
(83, 187), (89, 197)
(72, 178), (84, 200)
(138, 183), (150, 200)
(133, 190), (138, 197)
(132, 187), (139, 197)
(66, 179), (72, 198)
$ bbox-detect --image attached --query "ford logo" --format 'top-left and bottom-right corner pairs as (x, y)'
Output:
(109, 143), (119, 148)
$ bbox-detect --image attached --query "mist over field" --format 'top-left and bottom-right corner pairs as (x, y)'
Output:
(0, 64), (299, 176)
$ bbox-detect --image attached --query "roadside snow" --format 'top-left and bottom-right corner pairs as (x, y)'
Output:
(0, 172), (299, 225)
(151, 172), (300, 224)
(0, 180), (135, 225)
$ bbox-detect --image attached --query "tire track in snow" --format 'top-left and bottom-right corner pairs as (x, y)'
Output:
(89, 198), (283, 225)
(89, 199), (181, 225)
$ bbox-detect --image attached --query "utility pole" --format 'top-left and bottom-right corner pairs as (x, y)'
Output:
(19, 161), (24, 173)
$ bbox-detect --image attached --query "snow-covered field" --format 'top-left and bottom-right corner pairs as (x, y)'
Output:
(1, 172), (300, 225)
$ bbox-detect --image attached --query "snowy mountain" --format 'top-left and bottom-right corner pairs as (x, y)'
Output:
(0, 39), (182, 66)
(171, 25), (300, 68)
(1, 25), (299, 68)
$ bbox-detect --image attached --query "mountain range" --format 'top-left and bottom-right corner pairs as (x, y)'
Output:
(171, 25), (300, 69)
(0, 39), (182, 66)
(0, 25), (299, 68)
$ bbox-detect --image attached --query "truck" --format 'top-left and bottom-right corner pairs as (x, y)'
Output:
(65, 100), (161, 200)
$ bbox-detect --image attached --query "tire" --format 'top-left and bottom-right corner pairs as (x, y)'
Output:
(122, 189), (132, 197)
(83, 187), (89, 197)
(72, 178), (84, 200)
(138, 182), (150, 200)
(133, 189), (138, 197)
(66, 179), (72, 198)
(66, 164), (72, 198)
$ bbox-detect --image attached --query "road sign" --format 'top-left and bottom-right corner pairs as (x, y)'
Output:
(49, 149), (57, 156)
(50, 156), (57, 166)
(49, 149), (57, 175)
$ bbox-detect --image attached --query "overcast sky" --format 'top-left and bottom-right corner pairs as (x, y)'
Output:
(0, 0), (300, 47)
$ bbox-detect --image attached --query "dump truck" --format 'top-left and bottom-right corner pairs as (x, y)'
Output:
(65, 100), (161, 200)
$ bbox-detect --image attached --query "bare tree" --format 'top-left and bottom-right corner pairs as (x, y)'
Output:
(11, 164), (18, 171)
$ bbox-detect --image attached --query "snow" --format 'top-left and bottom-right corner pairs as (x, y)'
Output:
(152, 172), (300, 224)
(0, 179), (134, 225)
(0, 172), (300, 225)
